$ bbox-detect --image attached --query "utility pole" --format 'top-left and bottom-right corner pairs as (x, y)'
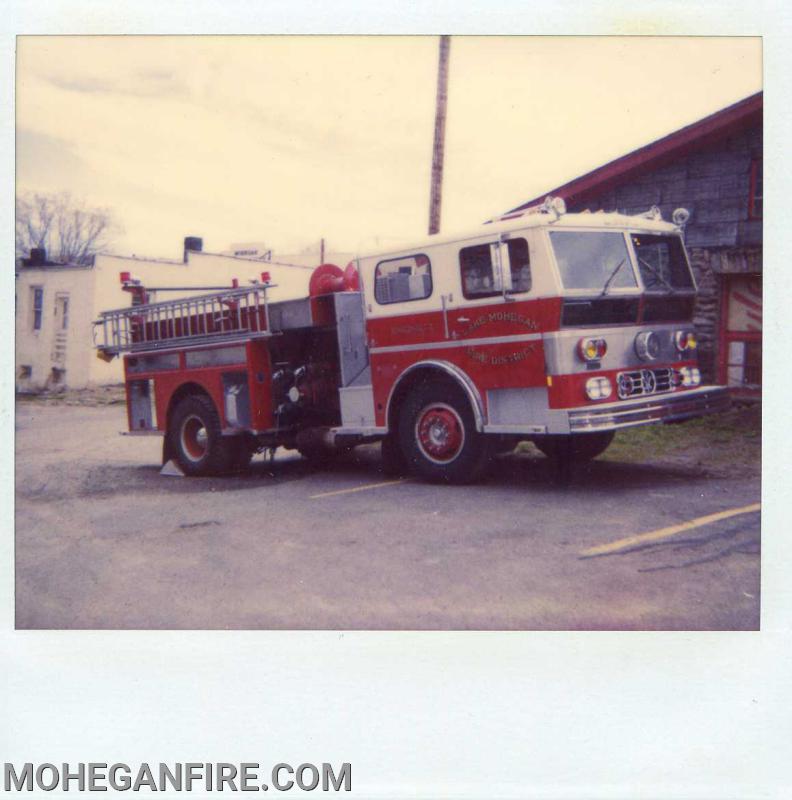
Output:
(428, 35), (450, 235)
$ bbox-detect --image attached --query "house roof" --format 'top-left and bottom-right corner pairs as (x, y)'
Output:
(503, 91), (762, 216)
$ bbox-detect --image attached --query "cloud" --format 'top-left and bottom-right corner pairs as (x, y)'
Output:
(45, 75), (118, 94)
(44, 70), (191, 99)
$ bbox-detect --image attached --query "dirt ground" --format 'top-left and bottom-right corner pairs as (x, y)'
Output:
(15, 395), (761, 630)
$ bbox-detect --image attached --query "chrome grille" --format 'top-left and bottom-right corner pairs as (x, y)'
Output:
(616, 368), (675, 399)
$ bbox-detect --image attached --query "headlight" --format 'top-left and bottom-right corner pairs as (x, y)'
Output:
(674, 330), (698, 352)
(678, 366), (701, 387)
(635, 330), (660, 361)
(585, 376), (612, 400)
(577, 337), (607, 362)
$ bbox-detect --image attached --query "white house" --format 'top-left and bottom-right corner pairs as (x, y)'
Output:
(15, 237), (349, 391)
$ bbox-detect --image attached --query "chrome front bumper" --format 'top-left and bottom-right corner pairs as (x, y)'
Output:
(568, 385), (730, 432)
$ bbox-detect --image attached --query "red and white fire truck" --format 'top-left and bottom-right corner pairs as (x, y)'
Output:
(94, 198), (729, 482)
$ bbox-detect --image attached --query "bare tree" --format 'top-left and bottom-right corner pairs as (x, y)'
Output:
(16, 191), (122, 265)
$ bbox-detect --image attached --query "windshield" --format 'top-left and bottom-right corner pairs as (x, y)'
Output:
(631, 234), (694, 292)
(549, 231), (638, 293)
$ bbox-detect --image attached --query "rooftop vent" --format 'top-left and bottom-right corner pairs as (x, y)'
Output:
(183, 236), (203, 263)
(29, 248), (47, 266)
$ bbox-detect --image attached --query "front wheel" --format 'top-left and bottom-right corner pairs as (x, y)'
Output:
(532, 431), (615, 463)
(398, 383), (487, 484)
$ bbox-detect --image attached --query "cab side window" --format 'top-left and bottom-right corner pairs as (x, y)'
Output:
(459, 238), (531, 299)
(374, 254), (433, 305)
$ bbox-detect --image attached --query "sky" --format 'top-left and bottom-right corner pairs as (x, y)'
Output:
(16, 35), (762, 261)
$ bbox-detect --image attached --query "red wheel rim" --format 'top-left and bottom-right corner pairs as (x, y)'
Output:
(181, 415), (208, 462)
(415, 404), (465, 463)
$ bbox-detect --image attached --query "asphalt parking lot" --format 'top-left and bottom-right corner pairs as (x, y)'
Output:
(15, 402), (761, 630)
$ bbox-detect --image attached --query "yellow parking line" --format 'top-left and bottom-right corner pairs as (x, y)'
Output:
(309, 478), (409, 500)
(579, 502), (761, 558)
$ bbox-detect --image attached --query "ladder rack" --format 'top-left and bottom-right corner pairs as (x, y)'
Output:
(94, 284), (273, 356)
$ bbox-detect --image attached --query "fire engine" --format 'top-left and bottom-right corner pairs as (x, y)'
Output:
(94, 198), (729, 483)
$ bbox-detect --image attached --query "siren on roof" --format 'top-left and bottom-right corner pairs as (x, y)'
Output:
(540, 195), (567, 217)
(640, 205), (663, 221)
(492, 194), (567, 224)
(672, 207), (691, 227)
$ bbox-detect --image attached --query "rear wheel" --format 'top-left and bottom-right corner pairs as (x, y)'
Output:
(398, 382), (487, 484)
(532, 431), (615, 463)
(168, 394), (235, 476)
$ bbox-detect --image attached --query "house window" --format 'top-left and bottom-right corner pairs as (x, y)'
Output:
(374, 254), (433, 305)
(749, 158), (762, 218)
(55, 293), (70, 330)
(31, 287), (44, 331)
(459, 238), (532, 300)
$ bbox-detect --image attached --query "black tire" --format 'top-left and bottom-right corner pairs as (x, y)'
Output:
(167, 394), (235, 476)
(532, 431), (615, 463)
(398, 382), (487, 484)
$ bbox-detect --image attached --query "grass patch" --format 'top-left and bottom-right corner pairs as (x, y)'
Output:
(603, 403), (760, 472)
(517, 403), (761, 478)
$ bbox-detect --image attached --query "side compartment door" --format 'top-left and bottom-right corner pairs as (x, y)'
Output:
(334, 291), (369, 387)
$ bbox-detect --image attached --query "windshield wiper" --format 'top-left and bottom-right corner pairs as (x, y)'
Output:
(637, 256), (677, 294)
(600, 258), (625, 296)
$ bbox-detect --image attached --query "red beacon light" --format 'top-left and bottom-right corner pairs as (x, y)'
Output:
(260, 271), (272, 284)
(118, 271), (147, 304)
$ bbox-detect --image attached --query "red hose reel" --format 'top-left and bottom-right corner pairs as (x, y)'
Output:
(309, 262), (360, 296)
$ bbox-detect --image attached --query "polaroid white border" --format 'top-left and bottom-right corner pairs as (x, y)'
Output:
(2, 3), (790, 798)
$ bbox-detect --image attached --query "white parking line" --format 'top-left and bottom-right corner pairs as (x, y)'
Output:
(579, 502), (761, 558)
(309, 478), (409, 500)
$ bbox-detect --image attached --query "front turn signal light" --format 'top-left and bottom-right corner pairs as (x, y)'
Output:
(577, 337), (607, 362)
(675, 330), (698, 352)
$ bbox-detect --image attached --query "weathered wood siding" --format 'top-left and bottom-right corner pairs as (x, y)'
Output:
(566, 124), (762, 383)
